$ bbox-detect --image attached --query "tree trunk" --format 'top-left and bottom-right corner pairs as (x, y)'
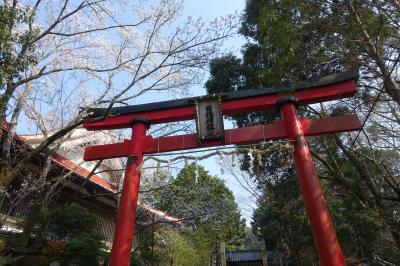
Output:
(2, 82), (32, 159)
(18, 203), (41, 248)
(32, 210), (51, 248)
(390, 230), (400, 252)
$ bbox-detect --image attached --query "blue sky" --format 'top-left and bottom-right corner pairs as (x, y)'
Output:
(183, 0), (245, 20)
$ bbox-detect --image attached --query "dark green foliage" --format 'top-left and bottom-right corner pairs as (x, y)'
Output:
(48, 203), (106, 266)
(130, 230), (159, 266)
(205, 55), (246, 94)
(317, 142), (400, 263)
(49, 203), (100, 239)
(156, 164), (245, 247)
(236, 228), (264, 250)
(60, 234), (105, 266)
(205, 0), (400, 263)
(147, 164), (245, 264)
(240, 0), (343, 85)
(252, 175), (316, 265)
(328, 196), (382, 259)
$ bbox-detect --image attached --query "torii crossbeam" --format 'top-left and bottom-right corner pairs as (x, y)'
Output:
(83, 70), (361, 266)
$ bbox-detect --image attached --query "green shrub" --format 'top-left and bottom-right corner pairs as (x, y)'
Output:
(60, 233), (106, 266)
(47, 203), (106, 266)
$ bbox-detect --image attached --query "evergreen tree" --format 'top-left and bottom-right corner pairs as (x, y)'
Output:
(205, 0), (400, 263)
(155, 164), (245, 254)
(48, 203), (106, 266)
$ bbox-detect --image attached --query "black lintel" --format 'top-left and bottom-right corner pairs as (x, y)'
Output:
(87, 69), (359, 117)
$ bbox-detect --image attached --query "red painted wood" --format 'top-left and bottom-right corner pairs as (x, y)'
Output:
(109, 122), (147, 266)
(279, 103), (345, 266)
(83, 115), (361, 161)
(83, 80), (356, 130)
(84, 140), (131, 161)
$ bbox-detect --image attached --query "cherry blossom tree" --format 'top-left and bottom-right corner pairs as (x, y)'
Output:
(0, 0), (238, 188)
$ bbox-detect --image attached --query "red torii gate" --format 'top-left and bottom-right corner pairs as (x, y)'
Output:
(83, 70), (361, 266)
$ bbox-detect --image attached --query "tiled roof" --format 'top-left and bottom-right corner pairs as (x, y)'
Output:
(52, 153), (115, 191)
(226, 250), (262, 262)
(10, 126), (117, 192)
(140, 203), (182, 224)
(2, 123), (181, 223)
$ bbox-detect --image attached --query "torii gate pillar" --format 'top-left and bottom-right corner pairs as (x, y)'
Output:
(109, 118), (150, 266)
(277, 96), (345, 266)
